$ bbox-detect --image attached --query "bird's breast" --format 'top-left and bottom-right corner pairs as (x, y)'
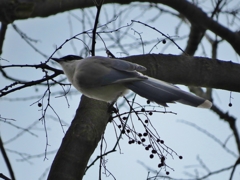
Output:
(75, 83), (128, 103)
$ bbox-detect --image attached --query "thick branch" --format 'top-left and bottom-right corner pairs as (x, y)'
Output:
(184, 24), (205, 56)
(1, 0), (239, 56)
(47, 96), (110, 180)
(1, 54), (240, 97)
(159, 0), (240, 55)
(123, 54), (240, 93)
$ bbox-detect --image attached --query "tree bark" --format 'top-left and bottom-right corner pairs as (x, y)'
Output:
(123, 54), (240, 93)
(1, 0), (240, 55)
(47, 96), (110, 180)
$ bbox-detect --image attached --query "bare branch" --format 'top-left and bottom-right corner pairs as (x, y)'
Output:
(0, 22), (7, 54)
(0, 136), (15, 180)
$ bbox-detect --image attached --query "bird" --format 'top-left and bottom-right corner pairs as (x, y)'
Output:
(51, 55), (212, 108)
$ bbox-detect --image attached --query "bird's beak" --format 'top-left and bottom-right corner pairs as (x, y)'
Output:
(51, 57), (59, 62)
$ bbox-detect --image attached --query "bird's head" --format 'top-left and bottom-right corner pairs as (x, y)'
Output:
(51, 55), (83, 82)
(51, 55), (83, 64)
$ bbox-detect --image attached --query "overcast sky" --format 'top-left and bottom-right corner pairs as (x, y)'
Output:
(1, 2), (240, 180)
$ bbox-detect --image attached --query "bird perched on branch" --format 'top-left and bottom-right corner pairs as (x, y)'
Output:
(52, 55), (212, 108)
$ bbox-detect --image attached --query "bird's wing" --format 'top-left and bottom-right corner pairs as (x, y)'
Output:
(108, 57), (146, 72)
(74, 56), (147, 88)
(126, 77), (211, 108)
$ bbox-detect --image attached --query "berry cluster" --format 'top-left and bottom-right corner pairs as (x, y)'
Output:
(112, 101), (183, 175)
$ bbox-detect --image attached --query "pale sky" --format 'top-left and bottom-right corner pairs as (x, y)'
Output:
(1, 2), (240, 180)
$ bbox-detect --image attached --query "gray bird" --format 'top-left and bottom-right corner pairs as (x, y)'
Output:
(52, 55), (212, 108)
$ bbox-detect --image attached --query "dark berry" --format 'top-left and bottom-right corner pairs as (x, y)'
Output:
(166, 171), (169, 175)
(152, 149), (157, 154)
(229, 103), (232, 107)
(141, 108), (145, 112)
(162, 39), (166, 44)
(141, 138), (146, 142)
(149, 112), (153, 115)
(147, 100), (150, 104)
(38, 103), (42, 107)
(150, 154), (154, 159)
(179, 156), (183, 159)
(144, 120), (148, 123)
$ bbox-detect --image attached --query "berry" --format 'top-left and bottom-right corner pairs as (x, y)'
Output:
(152, 149), (157, 154)
(161, 156), (165, 162)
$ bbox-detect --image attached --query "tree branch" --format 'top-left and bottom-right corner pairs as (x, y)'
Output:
(0, 136), (15, 180)
(47, 96), (111, 180)
(2, 0), (239, 56)
(91, 0), (104, 56)
(0, 22), (7, 55)
(123, 54), (240, 93)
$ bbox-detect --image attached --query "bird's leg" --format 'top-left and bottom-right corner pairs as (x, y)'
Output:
(107, 101), (119, 123)
(107, 101), (118, 113)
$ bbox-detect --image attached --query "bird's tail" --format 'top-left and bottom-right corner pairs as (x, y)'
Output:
(125, 77), (212, 108)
